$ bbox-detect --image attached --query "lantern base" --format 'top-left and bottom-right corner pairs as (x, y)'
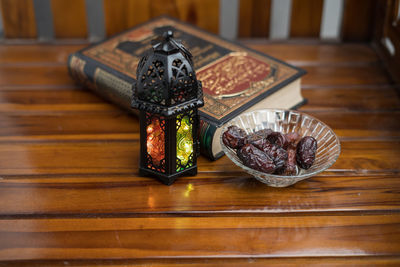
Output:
(139, 166), (197, 185)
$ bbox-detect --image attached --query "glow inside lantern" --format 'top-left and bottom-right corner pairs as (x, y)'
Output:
(176, 113), (193, 171)
(146, 115), (165, 168)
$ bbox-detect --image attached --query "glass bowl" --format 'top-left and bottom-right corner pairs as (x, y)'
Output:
(220, 109), (341, 187)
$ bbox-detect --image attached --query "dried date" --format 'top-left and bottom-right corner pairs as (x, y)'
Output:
(284, 147), (297, 175)
(244, 128), (273, 144)
(296, 136), (317, 170)
(252, 139), (288, 170)
(266, 131), (288, 149)
(285, 132), (300, 148)
(237, 144), (276, 173)
(244, 133), (263, 145)
(223, 125), (318, 176)
(222, 125), (247, 149)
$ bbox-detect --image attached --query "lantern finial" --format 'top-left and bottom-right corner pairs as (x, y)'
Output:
(164, 30), (173, 39)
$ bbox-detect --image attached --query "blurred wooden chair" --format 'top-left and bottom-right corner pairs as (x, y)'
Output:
(0, 0), (399, 81)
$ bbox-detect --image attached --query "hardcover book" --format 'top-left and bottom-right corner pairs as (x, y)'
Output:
(68, 16), (306, 160)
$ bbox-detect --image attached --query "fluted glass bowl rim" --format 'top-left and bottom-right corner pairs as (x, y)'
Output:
(220, 109), (341, 182)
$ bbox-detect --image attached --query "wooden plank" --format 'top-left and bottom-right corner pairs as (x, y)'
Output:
(104, 0), (219, 37)
(0, 66), (75, 86)
(0, 140), (398, 177)
(0, 64), (390, 87)
(0, 0), (37, 38)
(0, 43), (379, 65)
(301, 86), (400, 111)
(238, 0), (271, 38)
(0, 43), (398, 263)
(1, 85), (399, 111)
(290, 0), (324, 38)
(50, 0), (88, 38)
(0, 215), (399, 260)
(301, 111), (400, 139)
(1, 171), (400, 215)
(0, 110), (139, 137)
(301, 65), (390, 86)
(0, 108), (399, 139)
(0, 84), (399, 137)
(341, 0), (376, 41)
(0, 88), (103, 105)
(2, 257), (400, 266)
(244, 43), (380, 65)
(0, 86), (399, 140)
(0, 45), (85, 64)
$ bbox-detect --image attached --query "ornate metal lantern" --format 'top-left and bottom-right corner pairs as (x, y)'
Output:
(131, 31), (204, 185)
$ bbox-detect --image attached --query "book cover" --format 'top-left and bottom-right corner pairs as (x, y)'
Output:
(68, 16), (306, 160)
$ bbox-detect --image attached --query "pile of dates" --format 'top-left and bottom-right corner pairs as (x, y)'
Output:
(222, 126), (317, 175)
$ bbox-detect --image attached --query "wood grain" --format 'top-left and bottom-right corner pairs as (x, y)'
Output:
(103, 0), (151, 37)
(0, 45), (85, 65)
(1, 86), (398, 113)
(0, 111), (139, 136)
(0, 215), (399, 260)
(238, 0), (254, 38)
(341, 0), (376, 41)
(301, 65), (390, 86)
(1, 173), (400, 216)
(104, 0), (219, 36)
(0, 43), (378, 65)
(238, 0), (271, 38)
(0, 64), (389, 87)
(0, 88), (103, 104)
(0, 41), (399, 263)
(302, 86), (400, 111)
(50, 0), (88, 38)
(0, 43), (386, 90)
(0, 0), (37, 38)
(245, 43), (380, 64)
(2, 257), (400, 266)
(0, 109), (398, 139)
(0, 140), (399, 177)
(290, 0), (323, 38)
(0, 66), (75, 86)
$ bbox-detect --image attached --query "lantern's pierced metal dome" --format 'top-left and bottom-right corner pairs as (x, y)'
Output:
(131, 31), (204, 116)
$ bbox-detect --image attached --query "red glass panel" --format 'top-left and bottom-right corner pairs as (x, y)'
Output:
(145, 113), (165, 172)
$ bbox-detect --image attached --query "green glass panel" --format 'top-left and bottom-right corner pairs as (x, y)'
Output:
(176, 114), (193, 171)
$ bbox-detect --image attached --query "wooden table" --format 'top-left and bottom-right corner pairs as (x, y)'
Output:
(0, 42), (399, 266)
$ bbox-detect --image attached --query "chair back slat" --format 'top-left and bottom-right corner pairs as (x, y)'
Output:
(0, 0), (387, 42)
(51, 0), (87, 38)
(185, 0), (219, 35)
(104, 0), (219, 37)
(239, 0), (271, 38)
(104, 0), (151, 37)
(290, 0), (323, 38)
(373, 0), (400, 83)
(341, 0), (375, 41)
(0, 0), (36, 38)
